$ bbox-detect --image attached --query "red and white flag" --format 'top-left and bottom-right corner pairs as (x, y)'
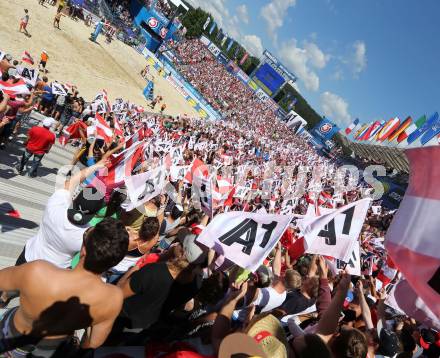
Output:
(184, 158), (209, 184)
(385, 146), (440, 319)
(21, 51), (34, 65)
(94, 141), (144, 189)
(212, 176), (233, 208)
(0, 79), (30, 96)
(95, 113), (113, 143)
(125, 128), (145, 149)
(376, 255), (398, 286)
(58, 121), (87, 145)
(388, 278), (440, 329)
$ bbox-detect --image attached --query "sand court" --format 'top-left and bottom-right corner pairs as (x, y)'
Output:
(0, 0), (199, 117)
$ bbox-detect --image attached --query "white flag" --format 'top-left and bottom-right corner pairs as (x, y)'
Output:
(123, 166), (166, 211)
(197, 212), (292, 271)
(298, 198), (371, 261)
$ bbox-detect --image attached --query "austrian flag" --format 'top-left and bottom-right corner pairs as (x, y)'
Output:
(22, 51), (34, 65)
(385, 146), (440, 319)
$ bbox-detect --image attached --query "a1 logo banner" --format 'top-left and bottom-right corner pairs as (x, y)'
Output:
(193, 174), (213, 217)
(233, 186), (249, 199)
(51, 82), (67, 96)
(336, 241), (361, 276)
(123, 166), (166, 211)
(155, 140), (173, 154)
(172, 146), (183, 166)
(298, 198), (371, 262)
(197, 211), (293, 271)
(170, 165), (188, 181)
(16, 66), (38, 86)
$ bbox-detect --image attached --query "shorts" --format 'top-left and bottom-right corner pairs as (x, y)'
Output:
(20, 21), (27, 29)
(40, 98), (53, 109)
(54, 104), (65, 114)
(60, 113), (72, 126)
(40, 60), (47, 68)
(0, 307), (70, 358)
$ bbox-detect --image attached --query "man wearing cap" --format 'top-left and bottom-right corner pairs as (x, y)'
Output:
(15, 117), (55, 177)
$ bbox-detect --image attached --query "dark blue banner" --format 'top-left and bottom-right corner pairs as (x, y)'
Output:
(311, 118), (340, 142)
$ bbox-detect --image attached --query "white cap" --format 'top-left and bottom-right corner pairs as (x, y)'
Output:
(42, 117), (54, 128)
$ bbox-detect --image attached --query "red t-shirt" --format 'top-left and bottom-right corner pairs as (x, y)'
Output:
(26, 126), (55, 154)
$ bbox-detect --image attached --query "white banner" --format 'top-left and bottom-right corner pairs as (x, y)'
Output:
(16, 66), (38, 86)
(298, 198), (371, 261)
(51, 82), (67, 96)
(123, 166), (166, 211)
(197, 212), (292, 271)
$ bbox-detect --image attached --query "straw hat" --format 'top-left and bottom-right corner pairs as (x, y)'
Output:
(218, 314), (289, 358)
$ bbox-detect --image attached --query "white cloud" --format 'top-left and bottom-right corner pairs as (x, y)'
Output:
(236, 4), (249, 24)
(241, 34), (264, 56)
(352, 40), (367, 75)
(304, 41), (329, 69)
(320, 91), (352, 125)
(260, 0), (296, 43)
(278, 39), (329, 91)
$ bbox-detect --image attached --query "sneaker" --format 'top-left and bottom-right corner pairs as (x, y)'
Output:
(15, 165), (24, 175)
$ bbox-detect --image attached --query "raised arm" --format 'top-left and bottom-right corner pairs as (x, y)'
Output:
(316, 273), (351, 343)
(356, 280), (374, 330)
(211, 282), (248, 354)
(272, 242), (282, 278)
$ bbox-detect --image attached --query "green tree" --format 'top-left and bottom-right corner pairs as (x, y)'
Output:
(181, 7), (209, 38)
(275, 83), (322, 128)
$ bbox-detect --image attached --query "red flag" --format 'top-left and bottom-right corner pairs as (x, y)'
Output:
(385, 146), (440, 319)
(22, 51), (34, 65)
(58, 121), (87, 145)
(0, 79), (30, 96)
(93, 141), (144, 190)
(184, 158), (208, 184)
(95, 113), (113, 143)
(212, 176), (233, 208)
(377, 255), (398, 286)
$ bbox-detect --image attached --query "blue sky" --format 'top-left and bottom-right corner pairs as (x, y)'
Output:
(187, 0), (440, 128)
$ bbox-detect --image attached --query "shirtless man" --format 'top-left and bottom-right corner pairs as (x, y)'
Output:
(0, 217), (129, 357)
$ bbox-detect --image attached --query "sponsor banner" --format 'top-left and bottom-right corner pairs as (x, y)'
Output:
(217, 52), (229, 65)
(200, 35), (211, 46)
(311, 118), (340, 142)
(208, 42), (221, 57)
(236, 69), (250, 84)
(247, 80), (258, 91)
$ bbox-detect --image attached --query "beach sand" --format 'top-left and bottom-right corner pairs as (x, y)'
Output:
(0, 0), (199, 117)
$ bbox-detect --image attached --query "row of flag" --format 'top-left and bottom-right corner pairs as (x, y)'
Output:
(344, 112), (440, 147)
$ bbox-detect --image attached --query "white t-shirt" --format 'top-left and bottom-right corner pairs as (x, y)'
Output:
(25, 189), (88, 268)
(254, 286), (287, 313)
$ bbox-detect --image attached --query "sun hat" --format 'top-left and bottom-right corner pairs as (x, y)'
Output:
(219, 314), (288, 358)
